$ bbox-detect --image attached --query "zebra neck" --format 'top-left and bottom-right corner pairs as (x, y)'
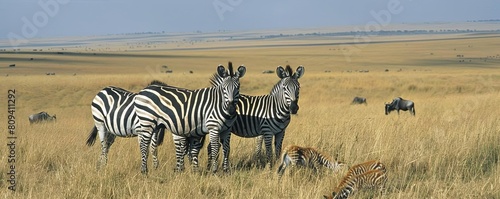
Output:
(313, 152), (334, 168)
(268, 93), (292, 116)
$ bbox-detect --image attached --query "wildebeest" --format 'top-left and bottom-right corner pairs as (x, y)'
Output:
(385, 97), (415, 116)
(351, 97), (367, 105)
(28, 111), (56, 124)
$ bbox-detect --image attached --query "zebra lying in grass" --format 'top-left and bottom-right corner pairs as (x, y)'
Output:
(277, 145), (345, 178)
(324, 160), (387, 199)
(343, 160), (386, 180)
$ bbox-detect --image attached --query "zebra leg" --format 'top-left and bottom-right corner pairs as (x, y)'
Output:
(151, 132), (159, 169)
(220, 131), (231, 173)
(173, 134), (187, 172)
(208, 131), (221, 173)
(188, 136), (204, 172)
(254, 136), (264, 158)
(138, 131), (152, 174)
(96, 126), (112, 170)
(277, 154), (290, 178)
(206, 142), (212, 170)
(263, 134), (274, 169)
(274, 131), (285, 163)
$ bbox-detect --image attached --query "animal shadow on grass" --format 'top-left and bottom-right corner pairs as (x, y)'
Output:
(233, 155), (268, 171)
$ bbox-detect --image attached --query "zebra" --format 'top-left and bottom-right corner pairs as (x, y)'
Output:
(344, 160), (386, 181)
(86, 86), (166, 170)
(205, 65), (305, 169)
(277, 145), (345, 178)
(134, 62), (246, 174)
(324, 168), (387, 199)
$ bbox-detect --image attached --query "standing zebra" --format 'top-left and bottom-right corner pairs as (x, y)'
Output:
(86, 86), (165, 170)
(205, 65), (305, 169)
(134, 62), (246, 174)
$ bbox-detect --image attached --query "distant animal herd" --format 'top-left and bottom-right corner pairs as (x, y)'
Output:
(29, 62), (416, 198)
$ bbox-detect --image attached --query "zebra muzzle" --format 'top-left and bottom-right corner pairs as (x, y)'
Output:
(227, 102), (237, 115)
(290, 100), (299, 114)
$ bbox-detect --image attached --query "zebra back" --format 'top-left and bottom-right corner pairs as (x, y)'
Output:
(135, 63), (245, 137)
(346, 160), (386, 178)
(277, 145), (344, 177)
(91, 86), (138, 137)
(330, 169), (387, 199)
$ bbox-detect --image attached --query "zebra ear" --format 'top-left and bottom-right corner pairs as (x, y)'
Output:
(293, 65), (305, 79)
(276, 65), (287, 79)
(217, 64), (227, 77)
(237, 65), (246, 78)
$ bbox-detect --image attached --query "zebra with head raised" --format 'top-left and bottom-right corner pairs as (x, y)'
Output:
(134, 62), (246, 174)
(203, 65), (304, 169)
(86, 86), (166, 170)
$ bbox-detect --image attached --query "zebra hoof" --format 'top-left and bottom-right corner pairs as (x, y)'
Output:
(174, 167), (185, 172)
(141, 167), (148, 175)
(191, 165), (200, 173)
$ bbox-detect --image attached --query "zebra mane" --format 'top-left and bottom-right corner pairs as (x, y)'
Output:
(269, 79), (282, 95)
(109, 86), (134, 96)
(210, 62), (234, 87)
(210, 67), (228, 88)
(149, 80), (169, 86)
(285, 65), (293, 76)
(228, 62), (234, 77)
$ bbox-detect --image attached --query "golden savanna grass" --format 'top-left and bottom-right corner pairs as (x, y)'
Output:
(0, 32), (499, 198)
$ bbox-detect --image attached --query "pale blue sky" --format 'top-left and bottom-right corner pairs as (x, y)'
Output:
(1, 0), (499, 39)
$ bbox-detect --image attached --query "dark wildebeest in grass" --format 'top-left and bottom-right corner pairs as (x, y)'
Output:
(385, 97), (415, 116)
(351, 97), (367, 105)
(29, 111), (56, 124)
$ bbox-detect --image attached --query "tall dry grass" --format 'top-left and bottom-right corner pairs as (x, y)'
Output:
(1, 34), (499, 198)
(0, 69), (498, 198)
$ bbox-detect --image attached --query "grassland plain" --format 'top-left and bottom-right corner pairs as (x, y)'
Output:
(0, 33), (500, 198)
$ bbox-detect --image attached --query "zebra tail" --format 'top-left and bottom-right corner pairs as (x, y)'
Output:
(156, 127), (166, 146)
(86, 126), (98, 146)
(198, 135), (207, 149)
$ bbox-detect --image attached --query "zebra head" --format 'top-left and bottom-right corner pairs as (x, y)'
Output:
(212, 62), (246, 115)
(274, 65), (304, 114)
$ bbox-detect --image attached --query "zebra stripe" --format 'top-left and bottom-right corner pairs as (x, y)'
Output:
(86, 86), (165, 170)
(171, 134), (206, 172)
(344, 160), (386, 181)
(326, 169), (387, 199)
(208, 65), (305, 168)
(134, 62), (246, 174)
(277, 145), (345, 178)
